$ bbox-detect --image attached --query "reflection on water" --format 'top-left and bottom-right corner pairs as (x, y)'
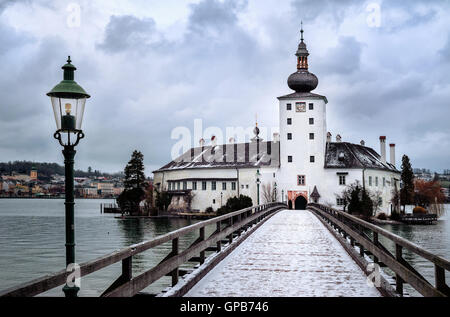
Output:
(0, 199), (214, 296)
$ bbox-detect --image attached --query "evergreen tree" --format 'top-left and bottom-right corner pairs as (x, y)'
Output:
(117, 150), (146, 215)
(123, 150), (146, 190)
(400, 155), (415, 214)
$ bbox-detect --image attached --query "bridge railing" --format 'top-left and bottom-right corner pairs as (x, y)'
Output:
(308, 203), (450, 297)
(0, 202), (286, 297)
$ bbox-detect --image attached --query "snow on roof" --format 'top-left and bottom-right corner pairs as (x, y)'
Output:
(325, 142), (399, 172)
(154, 141), (280, 172)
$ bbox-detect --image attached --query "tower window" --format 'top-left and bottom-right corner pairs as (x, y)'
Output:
(288, 156), (293, 163)
(192, 181), (197, 190)
(287, 133), (292, 140)
(202, 181), (207, 190)
(232, 182), (236, 190)
(310, 156), (315, 163)
(309, 118), (314, 125)
(309, 103), (314, 110)
(287, 118), (292, 125)
(339, 175), (346, 185)
(309, 133), (314, 140)
(212, 181), (217, 190)
(368, 176), (372, 186)
(336, 198), (345, 206)
(287, 103), (292, 110)
(222, 182), (226, 190)
(183, 181), (187, 190)
(297, 175), (305, 185)
(375, 177), (378, 187)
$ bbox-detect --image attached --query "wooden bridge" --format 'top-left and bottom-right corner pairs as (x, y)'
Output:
(0, 203), (449, 297)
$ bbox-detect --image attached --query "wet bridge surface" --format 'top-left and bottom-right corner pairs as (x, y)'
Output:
(185, 209), (381, 297)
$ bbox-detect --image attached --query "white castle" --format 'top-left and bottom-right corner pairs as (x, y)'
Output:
(153, 28), (400, 215)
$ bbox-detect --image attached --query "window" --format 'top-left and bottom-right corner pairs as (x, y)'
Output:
(273, 173), (276, 178)
(192, 181), (197, 190)
(232, 182), (236, 190)
(310, 156), (315, 163)
(369, 176), (372, 186)
(287, 103), (292, 110)
(288, 156), (293, 163)
(297, 175), (305, 185)
(336, 198), (345, 206)
(309, 133), (314, 140)
(309, 103), (314, 110)
(383, 177), (386, 187)
(213, 199), (216, 204)
(287, 118), (292, 125)
(168, 182), (172, 191)
(183, 181), (187, 190)
(339, 175), (346, 185)
(378, 197), (382, 206)
(222, 182), (226, 190)
(177, 182), (180, 190)
(287, 133), (292, 140)
(309, 118), (314, 125)
(202, 181), (207, 190)
(375, 177), (378, 187)
(241, 184), (244, 189)
(246, 185), (249, 189)
(212, 181), (216, 191)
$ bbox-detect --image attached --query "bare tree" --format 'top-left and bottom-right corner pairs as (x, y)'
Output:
(262, 182), (278, 203)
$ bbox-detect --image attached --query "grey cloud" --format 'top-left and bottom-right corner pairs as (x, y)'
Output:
(316, 36), (363, 75)
(98, 15), (160, 53)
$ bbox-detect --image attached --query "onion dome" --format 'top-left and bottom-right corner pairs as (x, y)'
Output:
(287, 24), (319, 93)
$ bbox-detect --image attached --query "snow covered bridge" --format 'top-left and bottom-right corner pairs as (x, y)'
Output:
(185, 209), (381, 297)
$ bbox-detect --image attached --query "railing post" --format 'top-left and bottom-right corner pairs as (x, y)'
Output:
(216, 221), (222, 252)
(228, 216), (234, 244)
(373, 232), (379, 263)
(435, 264), (446, 293)
(395, 244), (404, 296)
(122, 256), (132, 282)
(199, 227), (205, 264)
(171, 238), (179, 286)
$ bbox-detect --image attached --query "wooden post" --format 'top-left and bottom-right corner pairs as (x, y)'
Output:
(216, 221), (222, 252)
(435, 264), (446, 293)
(395, 244), (404, 296)
(199, 227), (205, 264)
(122, 256), (132, 281)
(228, 216), (233, 244)
(171, 238), (179, 286)
(373, 232), (379, 263)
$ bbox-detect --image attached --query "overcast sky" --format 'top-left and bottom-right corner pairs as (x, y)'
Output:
(0, 0), (449, 175)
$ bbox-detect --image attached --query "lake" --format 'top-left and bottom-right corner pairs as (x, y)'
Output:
(0, 199), (448, 296)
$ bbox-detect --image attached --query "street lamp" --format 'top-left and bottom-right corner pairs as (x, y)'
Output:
(273, 182), (277, 202)
(47, 56), (90, 297)
(255, 169), (261, 205)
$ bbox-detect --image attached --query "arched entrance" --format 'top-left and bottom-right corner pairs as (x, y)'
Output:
(294, 195), (307, 210)
(288, 200), (293, 210)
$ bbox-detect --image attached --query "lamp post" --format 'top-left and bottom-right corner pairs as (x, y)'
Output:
(255, 169), (261, 205)
(273, 182), (277, 203)
(220, 192), (223, 207)
(47, 56), (90, 297)
(281, 189), (284, 204)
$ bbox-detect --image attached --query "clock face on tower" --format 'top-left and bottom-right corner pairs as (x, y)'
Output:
(296, 102), (306, 112)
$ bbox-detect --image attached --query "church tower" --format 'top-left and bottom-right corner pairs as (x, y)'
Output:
(277, 25), (328, 209)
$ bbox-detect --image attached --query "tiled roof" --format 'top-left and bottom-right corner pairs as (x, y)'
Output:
(154, 141), (280, 172)
(325, 142), (399, 172)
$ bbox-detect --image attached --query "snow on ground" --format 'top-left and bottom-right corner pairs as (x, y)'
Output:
(185, 209), (381, 297)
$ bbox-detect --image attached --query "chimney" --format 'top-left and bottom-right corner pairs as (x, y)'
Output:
(390, 143), (396, 167)
(336, 134), (342, 142)
(327, 132), (332, 143)
(199, 138), (205, 147)
(211, 135), (217, 147)
(379, 136), (386, 164)
(360, 140), (365, 146)
(273, 132), (280, 143)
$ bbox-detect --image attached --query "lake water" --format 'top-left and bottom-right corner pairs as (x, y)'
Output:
(0, 199), (448, 297)
(0, 199), (216, 296)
